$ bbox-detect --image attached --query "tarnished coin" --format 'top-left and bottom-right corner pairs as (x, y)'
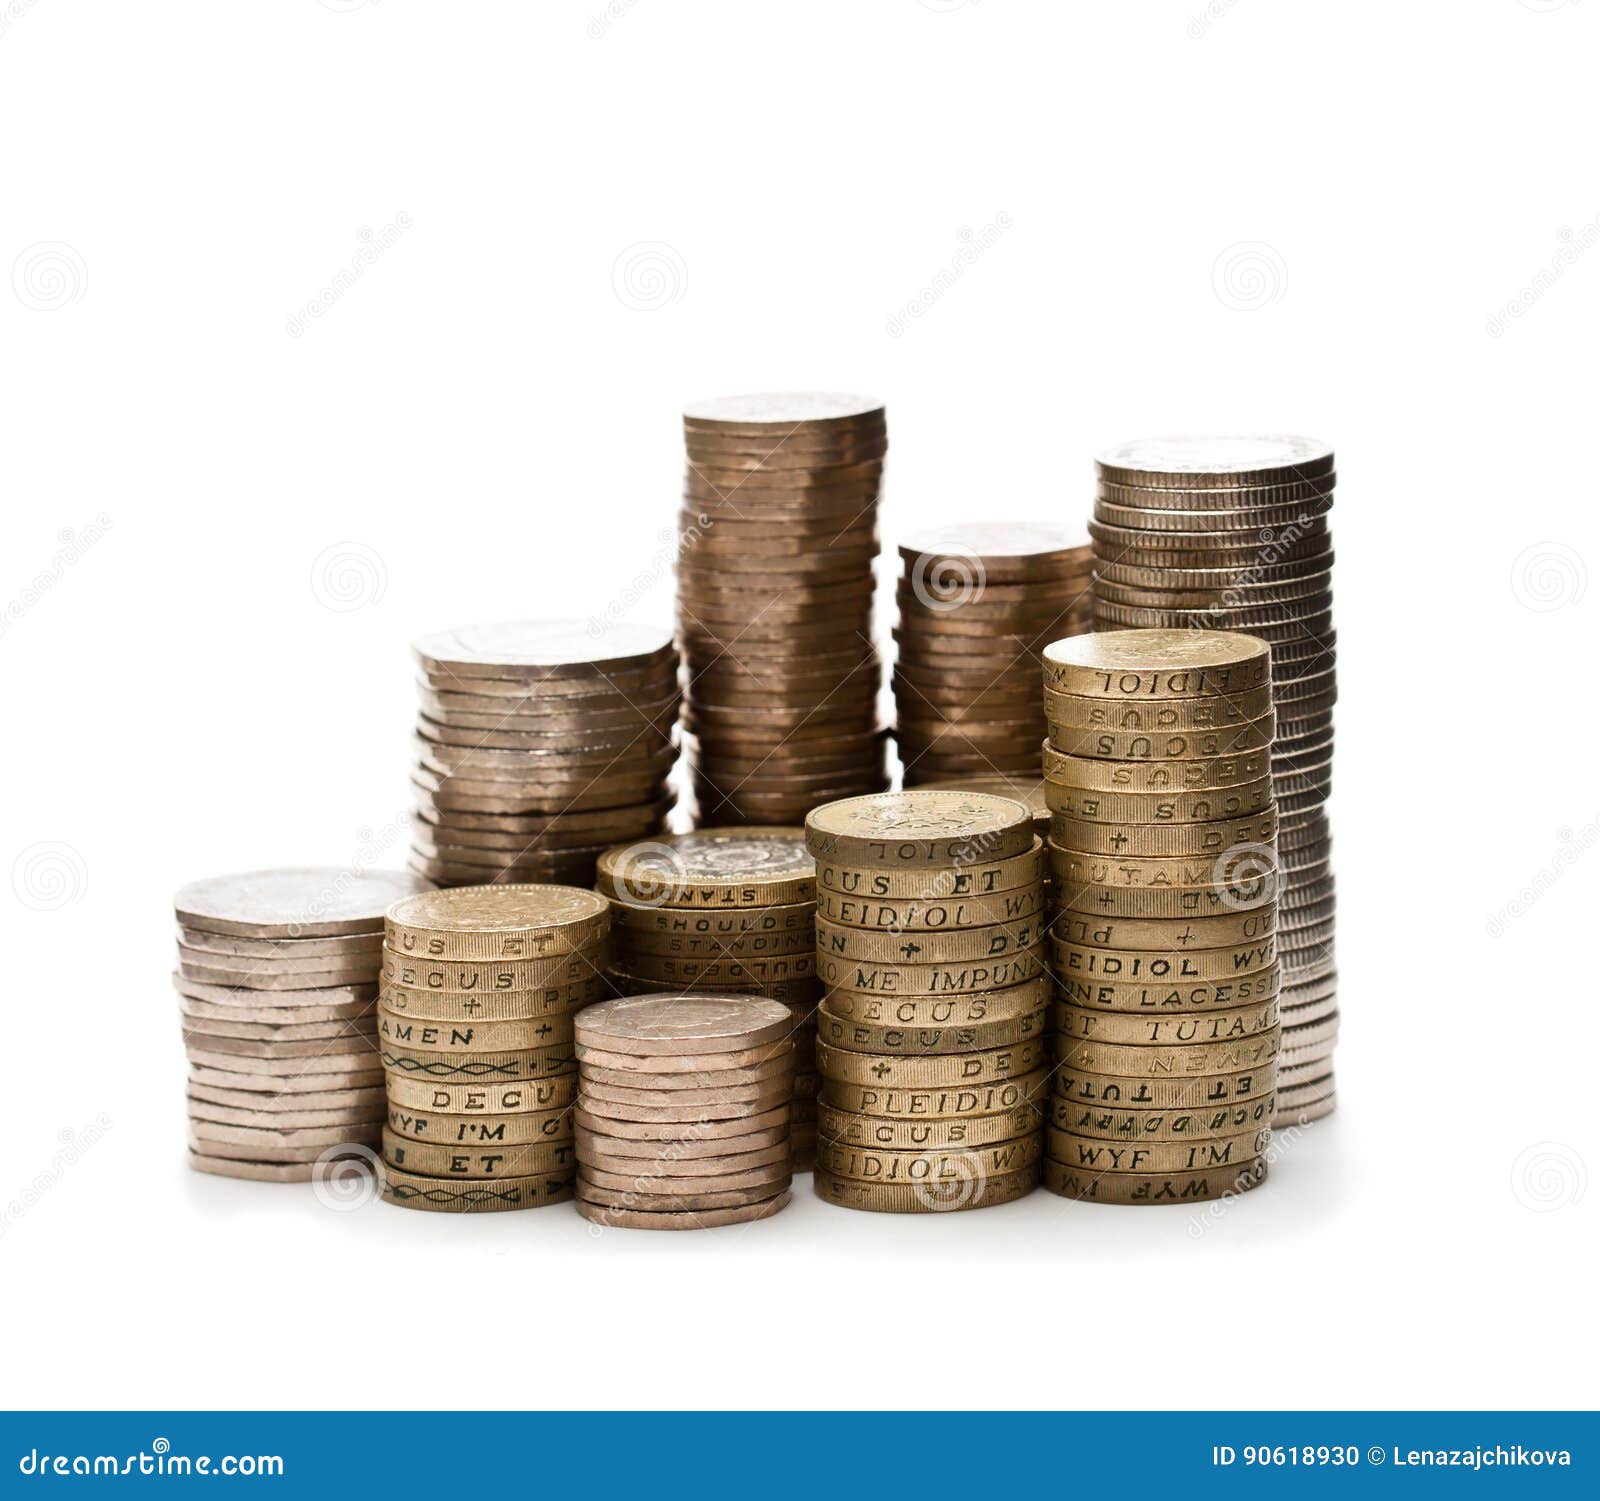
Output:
(574, 993), (797, 1055)
(1051, 1091), (1276, 1142)
(814, 838), (1043, 899)
(805, 790), (1033, 867)
(384, 885), (610, 961)
(1042, 1155), (1267, 1204)
(1046, 1125), (1268, 1174)
(382, 1074), (578, 1114)
(575, 1190), (791, 1229)
(413, 619), (676, 680)
(815, 913), (1041, 965)
(381, 1167), (575, 1213)
(596, 828), (813, 908)
(380, 1130), (577, 1178)
(575, 1038), (795, 1075)
(1041, 629), (1271, 698)
(386, 1100), (574, 1146)
(813, 1165), (1037, 1214)
(175, 868), (429, 939)
(1053, 999), (1280, 1046)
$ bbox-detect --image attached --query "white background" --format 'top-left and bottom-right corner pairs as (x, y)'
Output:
(2, 1), (1596, 1411)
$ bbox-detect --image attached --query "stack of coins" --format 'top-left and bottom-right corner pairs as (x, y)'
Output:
(409, 620), (679, 889)
(893, 522), (1093, 785)
(594, 828), (822, 1168)
(804, 790), (1048, 1213)
(1041, 630), (1281, 1205)
(573, 994), (796, 1229)
(1089, 437), (1336, 1123)
(377, 885), (610, 1212)
(678, 392), (889, 825)
(174, 867), (427, 1182)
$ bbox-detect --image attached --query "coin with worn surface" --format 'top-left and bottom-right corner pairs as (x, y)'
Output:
(573, 992), (796, 1054)
(813, 838), (1043, 899)
(382, 1074), (578, 1114)
(596, 829), (814, 907)
(1053, 999), (1279, 1046)
(1041, 629), (1271, 698)
(813, 1164), (1036, 1213)
(175, 868), (430, 939)
(804, 790), (1033, 867)
(1051, 1091), (1275, 1142)
(414, 619), (675, 680)
(381, 1167), (574, 1213)
(575, 1190), (791, 1229)
(384, 884), (609, 960)
(386, 1100), (573, 1145)
(1043, 1155), (1266, 1204)
(821, 974), (1050, 1027)
(381, 1130), (577, 1178)
(817, 1006), (1047, 1056)
(1096, 435), (1333, 486)
(575, 1038), (795, 1074)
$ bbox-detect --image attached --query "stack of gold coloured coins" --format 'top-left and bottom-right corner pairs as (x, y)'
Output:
(893, 522), (1093, 785)
(677, 392), (889, 825)
(593, 828), (823, 1168)
(804, 791), (1049, 1213)
(377, 885), (610, 1212)
(175, 868), (427, 1182)
(409, 620), (679, 889)
(1041, 630), (1281, 1205)
(1090, 437), (1336, 1124)
(573, 994), (796, 1229)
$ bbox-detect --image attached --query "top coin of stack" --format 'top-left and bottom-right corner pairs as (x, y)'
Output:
(1040, 630), (1280, 1205)
(175, 866), (429, 1183)
(1089, 438), (1336, 1124)
(378, 884), (612, 1213)
(678, 392), (889, 826)
(409, 619), (679, 890)
(573, 993), (797, 1230)
(804, 790), (1049, 1214)
(894, 522), (1093, 786)
(594, 828), (823, 1167)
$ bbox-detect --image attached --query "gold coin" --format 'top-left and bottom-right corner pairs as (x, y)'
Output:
(385, 1101), (573, 1146)
(1047, 715), (1275, 762)
(816, 1036), (1046, 1088)
(816, 1100), (1042, 1151)
(616, 926), (813, 960)
(1057, 1030), (1280, 1078)
(817, 1132), (1041, 1182)
(378, 972), (609, 1023)
(815, 913), (1042, 965)
(380, 1042), (575, 1081)
(816, 949), (1044, 996)
(1042, 741), (1269, 791)
(817, 1006), (1047, 1056)
(1053, 999), (1279, 1045)
(813, 883), (1041, 931)
(1048, 842), (1277, 892)
(804, 790), (1033, 867)
(381, 1129), (576, 1178)
(1051, 809), (1278, 858)
(1043, 778), (1273, 825)
(1048, 905), (1276, 953)
(381, 1166), (574, 1213)
(820, 975), (1051, 1028)
(608, 899), (814, 937)
(819, 1065), (1050, 1119)
(1042, 1154), (1267, 1204)
(1050, 879), (1275, 925)
(1051, 936), (1277, 983)
(380, 947), (607, 994)
(1046, 1125), (1268, 1174)
(1043, 683), (1273, 731)
(1050, 1091), (1275, 1142)
(1053, 1065), (1272, 1110)
(382, 1074), (577, 1114)
(595, 828), (814, 907)
(1040, 629), (1270, 698)
(615, 952), (815, 986)
(813, 1164), (1036, 1213)
(377, 1008), (574, 1053)
(814, 838), (1044, 899)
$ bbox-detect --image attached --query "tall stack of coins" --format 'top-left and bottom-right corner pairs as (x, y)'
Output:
(377, 885), (610, 1212)
(174, 867), (427, 1182)
(677, 392), (889, 825)
(594, 828), (822, 1168)
(409, 620), (679, 889)
(893, 522), (1093, 785)
(804, 791), (1048, 1213)
(573, 994), (796, 1229)
(1041, 630), (1280, 1205)
(1090, 438), (1336, 1123)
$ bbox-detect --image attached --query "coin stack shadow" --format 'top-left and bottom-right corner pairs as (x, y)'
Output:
(377, 885), (612, 1212)
(573, 994), (797, 1229)
(176, 867), (427, 1183)
(677, 392), (890, 825)
(805, 791), (1050, 1213)
(409, 620), (680, 890)
(893, 522), (1093, 785)
(1089, 438), (1336, 1125)
(594, 828), (823, 1169)
(1041, 629), (1282, 1205)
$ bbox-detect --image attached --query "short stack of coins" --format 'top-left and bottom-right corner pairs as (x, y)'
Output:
(174, 867), (428, 1182)
(573, 994), (796, 1230)
(804, 790), (1048, 1214)
(677, 392), (889, 825)
(894, 522), (1093, 785)
(594, 828), (823, 1169)
(377, 885), (611, 1212)
(409, 619), (679, 889)
(1041, 629), (1280, 1205)
(1090, 437), (1336, 1124)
